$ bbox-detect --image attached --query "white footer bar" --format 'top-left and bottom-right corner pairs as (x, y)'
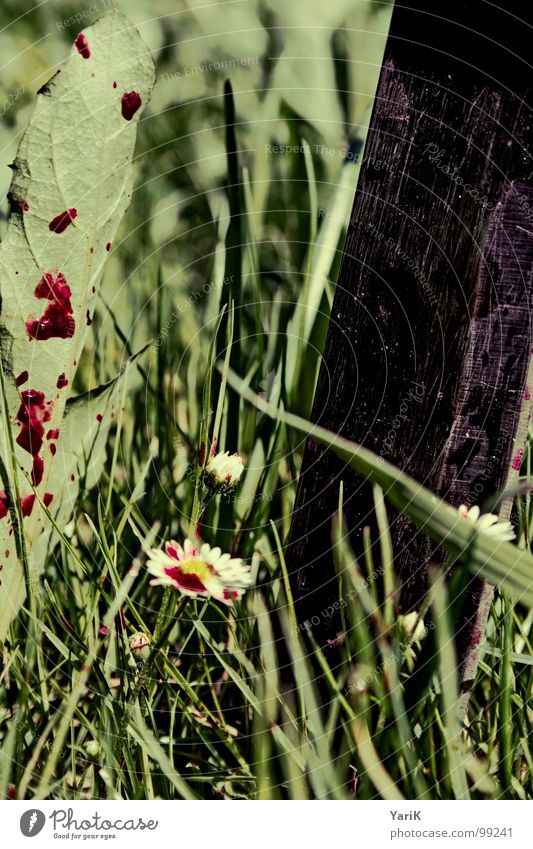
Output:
(2, 799), (532, 849)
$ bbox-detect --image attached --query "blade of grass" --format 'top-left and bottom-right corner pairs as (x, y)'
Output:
(225, 368), (533, 604)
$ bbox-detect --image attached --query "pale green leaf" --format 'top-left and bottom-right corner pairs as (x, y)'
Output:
(0, 11), (155, 638)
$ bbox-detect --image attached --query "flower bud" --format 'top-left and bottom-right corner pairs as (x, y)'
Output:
(85, 740), (101, 759)
(398, 611), (427, 643)
(129, 631), (150, 660)
(204, 451), (244, 492)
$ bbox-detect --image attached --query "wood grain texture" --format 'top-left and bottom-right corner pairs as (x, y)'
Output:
(286, 0), (533, 663)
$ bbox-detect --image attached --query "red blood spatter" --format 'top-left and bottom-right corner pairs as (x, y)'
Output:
(112, 81), (117, 89)
(49, 208), (77, 233)
(106, 242), (111, 251)
(57, 373), (68, 389)
(43, 492), (54, 507)
(95, 413), (102, 422)
(512, 449), (524, 471)
(121, 91), (142, 120)
(74, 33), (90, 58)
(0, 492), (9, 519)
(26, 272), (75, 341)
(47, 428), (59, 440)
(22, 201), (29, 212)
(86, 310), (92, 326)
(50, 444), (56, 456)
(15, 370), (29, 387)
(21, 495), (35, 517)
(16, 389), (49, 456)
(164, 565), (207, 594)
(16, 390), (51, 492)
(32, 457), (44, 487)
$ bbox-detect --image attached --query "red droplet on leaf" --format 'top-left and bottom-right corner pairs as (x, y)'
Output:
(48, 208), (77, 233)
(70, 474), (75, 482)
(50, 444), (56, 456)
(74, 33), (90, 58)
(43, 492), (54, 507)
(121, 91), (142, 120)
(46, 428), (59, 440)
(112, 81), (117, 89)
(16, 389), (48, 457)
(21, 495), (36, 517)
(96, 413), (102, 422)
(15, 370), (29, 387)
(106, 242), (111, 251)
(26, 272), (75, 340)
(57, 373), (68, 389)
(16, 389), (52, 493)
(22, 201), (29, 212)
(32, 457), (44, 487)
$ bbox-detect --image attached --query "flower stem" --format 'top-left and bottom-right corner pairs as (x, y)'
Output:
(116, 464), (207, 758)
(114, 590), (173, 757)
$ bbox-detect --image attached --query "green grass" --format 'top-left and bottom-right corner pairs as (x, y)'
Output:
(1, 277), (532, 799)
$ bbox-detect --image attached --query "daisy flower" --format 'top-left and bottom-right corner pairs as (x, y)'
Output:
(146, 538), (253, 605)
(205, 451), (244, 492)
(458, 504), (515, 542)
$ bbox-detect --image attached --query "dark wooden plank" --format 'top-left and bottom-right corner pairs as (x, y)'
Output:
(286, 0), (533, 667)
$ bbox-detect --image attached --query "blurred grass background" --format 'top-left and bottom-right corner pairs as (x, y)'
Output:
(0, 0), (391, 383)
